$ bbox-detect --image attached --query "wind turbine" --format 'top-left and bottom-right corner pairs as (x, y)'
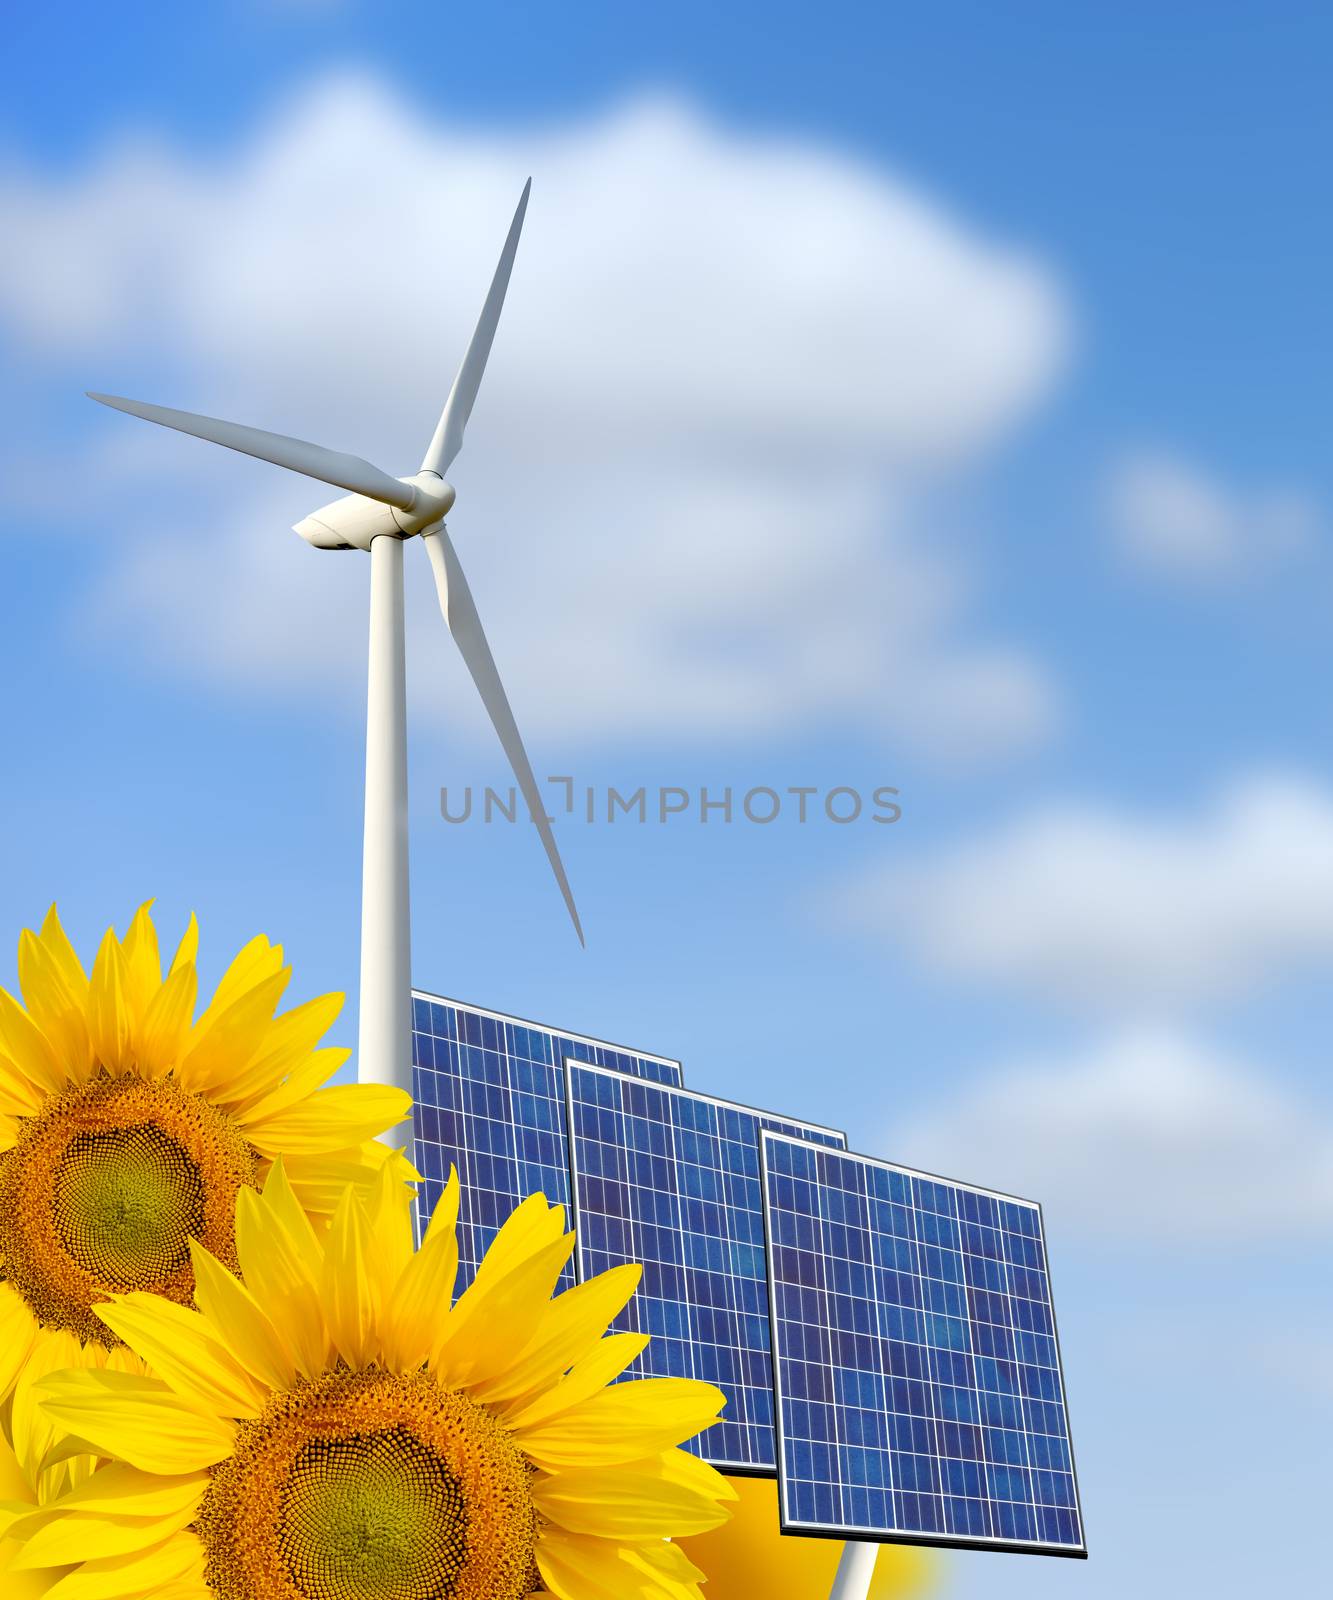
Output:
(88, 182), (581, 1135)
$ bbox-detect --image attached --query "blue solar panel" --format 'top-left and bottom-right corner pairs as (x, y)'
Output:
(565, 1063), (847, 1474)
(410, 991), (683, 1289)
(761, 1133), (1085, 1557)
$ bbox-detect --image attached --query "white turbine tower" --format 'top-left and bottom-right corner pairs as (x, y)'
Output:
(89, 183), (581, 1143)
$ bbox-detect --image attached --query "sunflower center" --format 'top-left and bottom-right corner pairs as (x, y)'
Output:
(197, 1369), (537, 1600)
(52, 1124), (204, 1288)
(0, 1072), (258, 1344)
(280, 1430), (465, 1600)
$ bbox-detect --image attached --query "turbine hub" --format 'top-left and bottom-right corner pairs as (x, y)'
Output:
(294, 473), (456, 552)
(394, 471), (456, 532)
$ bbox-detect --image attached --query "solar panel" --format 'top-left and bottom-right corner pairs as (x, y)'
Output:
(564, 1062), (847, 1474)
(410, 991), (683, 1289)
(761, 1133), (1085, 1557)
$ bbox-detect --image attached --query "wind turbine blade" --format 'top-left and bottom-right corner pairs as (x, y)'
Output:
(87, 392), (417, 511)
(422, 527), (585, 945)
(420, 180), (531, 478)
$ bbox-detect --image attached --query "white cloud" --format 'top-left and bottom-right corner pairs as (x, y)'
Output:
(1108, 450), (1319, 582)
(835, 773), (1333, 1009)
(895, 1029), (1333, 1244)
(0, 77), (1070, 759)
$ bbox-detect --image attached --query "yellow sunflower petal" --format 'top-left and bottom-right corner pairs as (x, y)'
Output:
(469, 1193), (567, 1282)
(38, 907), (89, 1000)
(10, 1497), (198, 1569)
(444, 1193), (567, 1323)
(135, 963), (197, 1080)
(433, 1230), (576, 1389)
(321, 1187), (376, 1369)
(197, 936), (284, 1022)
(35, 1371), (235, 1475)
(187, 1239), (297, 1392)
(94, 1295), (266, 1419)
(34, 1433), (109, 1484)
(224, 1041), (348, 1128)
(474, 1263), (643, 1412)
(535, 1529), (650, 1600)
(243, 1158), (323, 1254)
(0, 1061), (41, 1120)
(151, 1578), (212, 1600)
(533, 1456), (735, 1538)
(421, 1164), (461, 1249)
(375, 1171), (458, 1373)
(0, 1281), (39, 1400)
(0, 1552), (67, 1598)
(0, 1441), (40, 1555)
(277, 1138), (410, 1222)
(233, 1167), (330, 1378)
(176, 969), (291, 1095)
(630, 1536), (709, 1586)
(118, 903), (162, 1021)
(87, 930), (132, 1075)
(378, 1229), (459, 1373)
(213, 992), (346, 1117)
(99, 1345), (149, 1378)
(0, 988), (65, 1098)
(517, 1378), (726, 1471)
(17, 932), (92, 1085)
(42, 1530), (205, 1600)
(622, 1541), (707, 1600)
(241, 1082), (411, 1157)
(359, 1157), (416, 1317)
(0, 1433), (35, 1507)
(503, 1331), (649, 1429)
(652, 1441), (738, 1506)
(34, 1463), (206, 1519)
(0, 1509), (37, 1546)
(167, 915), (198, 977)
(12, 1329), (84, 1488)
(242, 1158), (325, 1270)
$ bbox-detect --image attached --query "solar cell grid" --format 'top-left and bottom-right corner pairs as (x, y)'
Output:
(565, 1062), (847, 1474)
(410, 991), (683, 1289)
(762, 1133), (1085, 1557)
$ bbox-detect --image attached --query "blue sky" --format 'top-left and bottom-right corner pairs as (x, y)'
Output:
(3, 4), (1332, 1596)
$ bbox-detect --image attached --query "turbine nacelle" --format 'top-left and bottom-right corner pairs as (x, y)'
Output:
(294, 472), (456, 552)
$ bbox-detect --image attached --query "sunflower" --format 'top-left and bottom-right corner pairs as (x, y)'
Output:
(0, 903), (410, 1393)
(19, 1163), (734, 1600)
